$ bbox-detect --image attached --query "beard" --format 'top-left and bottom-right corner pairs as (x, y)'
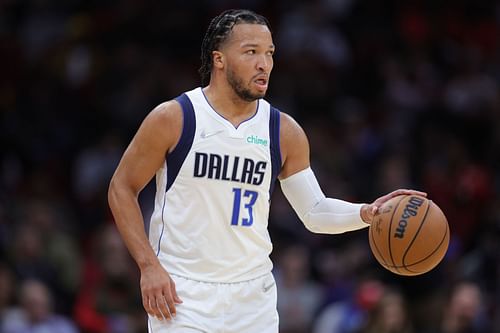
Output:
(227, 67), (266, 102)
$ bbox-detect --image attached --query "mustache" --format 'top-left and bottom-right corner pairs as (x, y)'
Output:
(251, 73), (269, 81)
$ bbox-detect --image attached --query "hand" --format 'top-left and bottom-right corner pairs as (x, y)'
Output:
(140, 262), (183, 321)
(360, 189), (427, 224)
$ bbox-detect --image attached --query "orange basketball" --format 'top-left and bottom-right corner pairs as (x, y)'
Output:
(368, 195), (450, 276)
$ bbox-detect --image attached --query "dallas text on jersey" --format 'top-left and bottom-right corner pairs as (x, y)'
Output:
(193, 152), (267, 185)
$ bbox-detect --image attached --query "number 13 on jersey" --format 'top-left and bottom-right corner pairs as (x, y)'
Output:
(231, 188), (258, 226)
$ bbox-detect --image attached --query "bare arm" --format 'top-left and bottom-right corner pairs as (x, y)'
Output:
(278, 112), (310, 180)
(108, 100), (182, 320)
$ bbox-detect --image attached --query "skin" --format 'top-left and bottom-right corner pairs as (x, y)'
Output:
(108, 23), (426, 321)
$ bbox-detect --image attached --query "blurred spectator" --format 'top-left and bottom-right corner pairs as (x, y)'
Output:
(73, 135), (122, 205)
(425, 281), (492, 333)
(1, 279), (78, 333)
(0, 262), (16, 320)
(358, 288), (414, 333)
(275, 244), (324, 333)
(72, 134), (123, 234)
(74, 224), (144, 333)
(313, 239), (371, 307)
(9, 223), (57, 290)
(276, 2), (351, 69)
(25, 200), (81, 311)
(313, 279), (384, 333)
(5, 198), (81, 314)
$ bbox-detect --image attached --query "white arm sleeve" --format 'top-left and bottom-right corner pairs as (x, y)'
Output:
(279, 167), (369, 234)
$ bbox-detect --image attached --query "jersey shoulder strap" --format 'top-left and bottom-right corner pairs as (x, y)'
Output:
(269, 105), (282, 196)
(166, 93), (196, 191)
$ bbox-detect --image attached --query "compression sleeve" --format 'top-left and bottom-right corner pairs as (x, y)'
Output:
(279, 167), (369, 234)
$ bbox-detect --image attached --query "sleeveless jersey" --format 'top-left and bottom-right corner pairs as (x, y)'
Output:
(148, 87), (282, 283)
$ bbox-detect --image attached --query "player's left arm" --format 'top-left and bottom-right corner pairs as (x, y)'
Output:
(278, 112), (426, 232)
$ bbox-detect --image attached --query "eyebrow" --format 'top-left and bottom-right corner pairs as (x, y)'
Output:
(241, 43), (275, 49)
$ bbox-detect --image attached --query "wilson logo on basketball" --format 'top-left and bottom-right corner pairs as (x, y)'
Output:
(394, 196), (425, 239)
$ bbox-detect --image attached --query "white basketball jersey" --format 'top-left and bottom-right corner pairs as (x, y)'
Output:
(149, 87), (282, 283)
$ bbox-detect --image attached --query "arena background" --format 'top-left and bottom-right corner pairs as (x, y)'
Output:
(0, 0), (498, 332)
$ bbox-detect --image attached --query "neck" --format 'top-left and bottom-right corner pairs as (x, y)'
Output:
(202, 84), (258, 128)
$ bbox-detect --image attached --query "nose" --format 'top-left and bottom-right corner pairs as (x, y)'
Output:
(257, 54), (272, 72)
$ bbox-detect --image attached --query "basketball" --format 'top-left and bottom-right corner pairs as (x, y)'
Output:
(368, 195), (449, 276)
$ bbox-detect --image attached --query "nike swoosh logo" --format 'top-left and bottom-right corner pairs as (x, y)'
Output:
(200, 129), (224, 139)
(263, 281), (275, 292)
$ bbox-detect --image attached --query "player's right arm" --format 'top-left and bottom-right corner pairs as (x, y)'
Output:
(108, 100), (183, 321)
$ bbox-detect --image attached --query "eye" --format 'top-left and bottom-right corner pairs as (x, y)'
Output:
(267, 50), (274, 56)
(245, 49), (256, 55)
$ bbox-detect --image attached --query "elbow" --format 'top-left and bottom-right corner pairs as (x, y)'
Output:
(295, 210), (314, 233)
(107, 175), (128, 209)
(108, 175), (139, 208)
(108, 176), (119, 209)
(303, 222), (323, 234)
(301, 216), (323, 234)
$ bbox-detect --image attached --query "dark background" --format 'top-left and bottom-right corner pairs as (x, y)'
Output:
(0, 0), (498, 332)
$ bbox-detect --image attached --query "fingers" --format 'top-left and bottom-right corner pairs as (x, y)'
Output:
(371, 189), (427, 215)
(140, 266), (181, 322)
(164, 293), (177, 318)
(392, 189), (427, 197)
(170, 278), (183, 304)
(142, 282), (178, 321)
(361, 204), (379, 224)
(143, 293), (176, 321)
(142, 294), (152, 317)
(157, 293), (174, 320)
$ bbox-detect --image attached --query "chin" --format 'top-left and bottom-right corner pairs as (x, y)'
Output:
(238, 90), (265, 102)
(253, 88), (267, 99)
(256, 92), (266, 99)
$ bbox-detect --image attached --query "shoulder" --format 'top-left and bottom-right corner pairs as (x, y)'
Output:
(136, 99), (184, 153)
(279, 112), (307, 141)
(141, 99), (182, 137)
(147, 99), (183, 126)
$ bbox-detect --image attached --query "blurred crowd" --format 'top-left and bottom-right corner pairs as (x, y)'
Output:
(0, 0), (498, 332)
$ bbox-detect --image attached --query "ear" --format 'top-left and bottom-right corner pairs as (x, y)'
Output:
(212, 51), (224, 69)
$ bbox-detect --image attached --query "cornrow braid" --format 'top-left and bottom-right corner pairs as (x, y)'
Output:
(199, 9), (271, 86)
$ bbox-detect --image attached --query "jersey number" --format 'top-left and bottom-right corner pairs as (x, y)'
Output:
(231, 188), (258, 226)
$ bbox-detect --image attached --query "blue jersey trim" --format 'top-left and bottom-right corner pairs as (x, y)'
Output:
(156, 189), (168, 257)
(156, 94), (196, 256)
(167, 94), (196, 192)
(269, 106), (282, 197)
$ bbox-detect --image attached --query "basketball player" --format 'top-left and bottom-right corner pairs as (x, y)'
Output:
(108, 9), (426, 333)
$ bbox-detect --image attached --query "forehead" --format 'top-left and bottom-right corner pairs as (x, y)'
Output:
(225, 23), (273, 48)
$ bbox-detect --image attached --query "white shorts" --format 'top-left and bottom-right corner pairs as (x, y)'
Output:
(148, 273), (279, 333)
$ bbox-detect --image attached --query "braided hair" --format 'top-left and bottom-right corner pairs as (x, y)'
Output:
(199, 9), (271, 86)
